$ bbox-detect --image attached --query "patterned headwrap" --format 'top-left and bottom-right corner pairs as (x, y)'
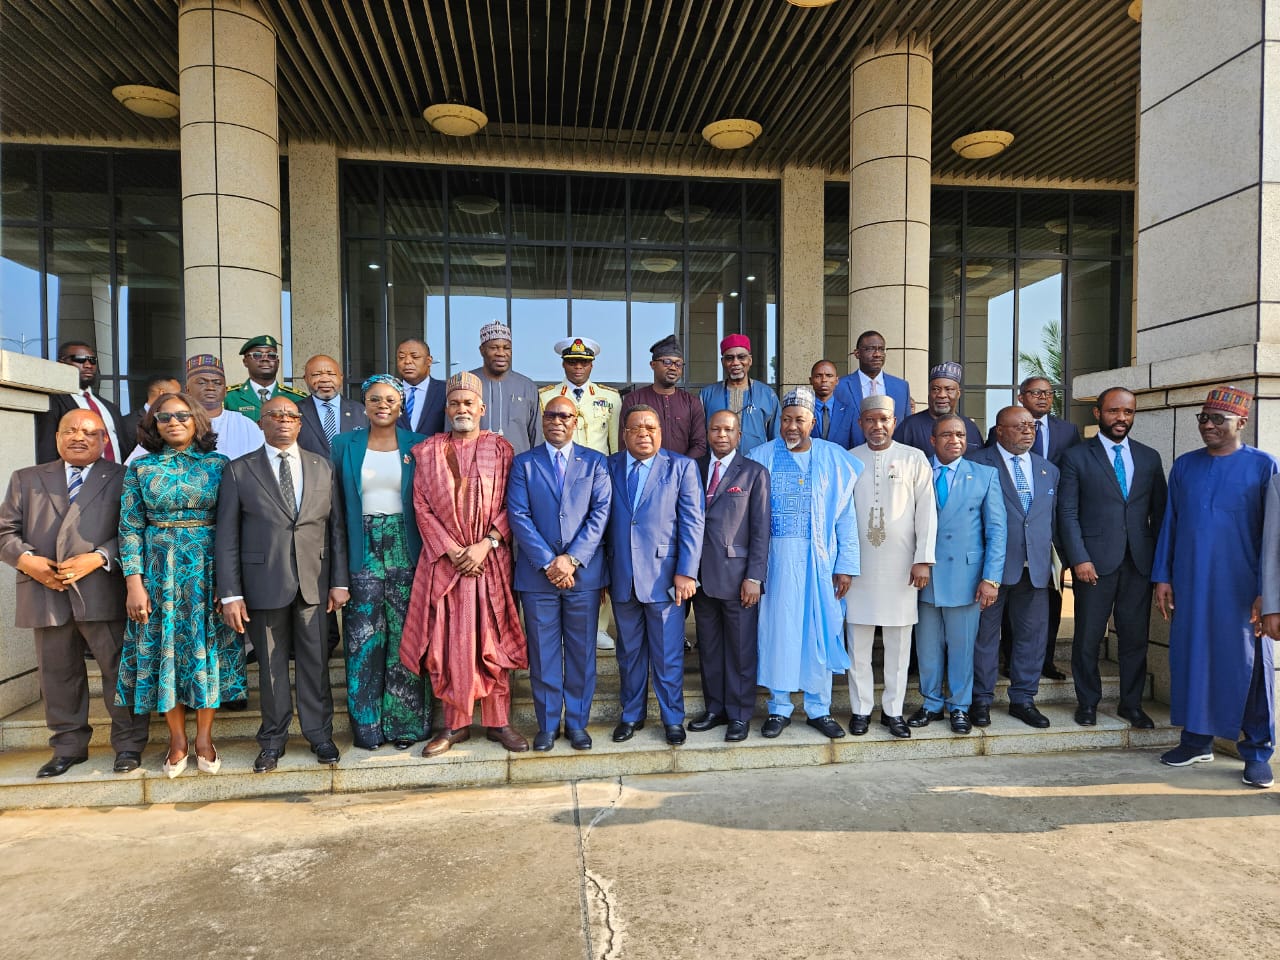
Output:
(480, 320), (512, 344)
(1203, 384), (1252, 418)
(361, 373), (405, 399)
(780, 385), (816, 413)
(446, 370), (485, 398)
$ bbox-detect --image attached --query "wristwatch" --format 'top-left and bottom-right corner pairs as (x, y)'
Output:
(982, 579), (1001, 589)
(487, 534), (501, 550)
(568, 556), (582, 568)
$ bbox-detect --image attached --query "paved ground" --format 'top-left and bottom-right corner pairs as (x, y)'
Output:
(3, 747), (1277, 960)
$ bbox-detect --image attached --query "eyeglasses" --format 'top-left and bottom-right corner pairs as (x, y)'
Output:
(655, 358), (684, 368)
(1196, 412), (1237, 425)
(1003, 421), (1036, 432)
(1022, 389), (1053, 398)
(542, 411), (576, 422)
(154, 411), (193, 424)
(62, 354), (97, 365)
(721, 353), (750, 363)
(262, 411), (302, 421)
(625, 425), (659, 434)
(246, 351), (279, 361)
(366, 396), (400, 407)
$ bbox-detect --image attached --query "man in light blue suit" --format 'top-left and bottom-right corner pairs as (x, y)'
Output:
(832, 330), (912, 448)
(605, 404), (705, 746)
(911, 414), (1007, 735)
(968, 406), (1060, 729)
(507, 396), (612, 752)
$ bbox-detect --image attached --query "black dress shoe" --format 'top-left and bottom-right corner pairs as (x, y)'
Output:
(392, 737), (417, 750)
(848, 714), (871, 736)
(949, 710), (972, 734)
(806, 715), (846, 739)
(224, 698), (248, 712)
(971, 703), (992, 727)
(1074, 704), (1098, 726)
(688, 711), (728, 732)
(567, 728), (592, 750)
(880, 713), (911, 739)
(760, 714), (791, 738)
(36, 755), (87, 778)
(1042, 665), (1067, 681)
(1117, 705), (1156, 729)
(533, 730), (558, 751)
(724, 720), (749, 742)
(311, 740), (340, 764)
(253, 748), (283, 773)
(113, 751), (142, 773)
(1009, 701), (1051, 728)
(611, 720), (644, 742)
(665, 724), (687, 745)
(907, 707), (944, 728)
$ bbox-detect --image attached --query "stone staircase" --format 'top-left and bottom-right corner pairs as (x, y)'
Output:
(0, 630), (1177, 809)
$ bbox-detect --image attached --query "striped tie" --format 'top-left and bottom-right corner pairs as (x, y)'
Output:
(67, 466), (84, 503)
(403, 383), (416, 425)
(322, 400), (338, 445)
(1011, 455), (1033, 513)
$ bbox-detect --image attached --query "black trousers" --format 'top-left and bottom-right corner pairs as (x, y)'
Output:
(692, 592), (760, 723)
(1071, 551), (1151, 710)
(248, 593), (333, 751)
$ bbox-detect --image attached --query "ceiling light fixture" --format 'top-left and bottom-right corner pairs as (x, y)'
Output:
(950, 129), (1014, 159)
(952, 263), (993, 280)
(453, 194), (499, 216)
(423, 102), (488, 137)
(664, 204), (710, 224)
(640, 256), (680, 274)
(112, 84), (179, 119)
(702, 119), (763, 150)
(471, 252), (508, 267)
(823, 259), (844, 276)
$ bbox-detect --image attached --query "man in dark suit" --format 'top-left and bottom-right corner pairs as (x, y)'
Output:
(832, 330), (912, 447)
(216, 397), (349, 773)
(507, 396), (612, 751)
(0, 409), (149, 776)
(297, 354), (368, 456)
(34, 340), (132, 464)
(969, 405), (1060, 728)
(809, 360), (857, 449)
(605, 404), (705, 746)
(121, 375), (181, 455)
(1058, 387), (1166, 728)
(690, 410), (770, 742)
(395, 338), (446, 435)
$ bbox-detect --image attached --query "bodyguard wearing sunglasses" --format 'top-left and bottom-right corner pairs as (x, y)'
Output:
(224, 334), (308, 422)
(34, 340), (131, 465)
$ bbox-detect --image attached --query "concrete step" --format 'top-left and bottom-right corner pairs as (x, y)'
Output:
(0, 701), (1181, 810)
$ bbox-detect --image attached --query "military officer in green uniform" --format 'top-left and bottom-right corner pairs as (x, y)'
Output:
(538, 337), (621, 455)
(224, 334), (308, 420)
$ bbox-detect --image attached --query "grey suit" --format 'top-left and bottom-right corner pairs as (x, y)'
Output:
(0, 459), (149, 755)
(297, 394), (369, 457)
(215, 446), (349, 751)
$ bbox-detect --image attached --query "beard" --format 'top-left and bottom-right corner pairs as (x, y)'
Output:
(450, 414), (476, 432)
(784, 436), (802, 450)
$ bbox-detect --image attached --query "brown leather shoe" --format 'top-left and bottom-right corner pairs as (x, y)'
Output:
(486, 725), (530, 752)
(422, 727), (471, 757)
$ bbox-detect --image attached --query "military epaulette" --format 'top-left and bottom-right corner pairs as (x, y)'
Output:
(280, 383), (309, 398)
(226, 380), (250, 392)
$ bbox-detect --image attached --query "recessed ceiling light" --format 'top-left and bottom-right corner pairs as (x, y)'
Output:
(702, 119), (763, 150)
(453, 194), (499, 215)
(472, 252), (508, 267)
(112, 84), (179, 119)
(423, 103), (488, 137)
(728, 291), (740, 298)
(640, 256), (680, 274)
(951, 130), (1014, 159)
(368, 263), (380, 270)
(746, 275), (757, 282)
(665, 204), (710, 224)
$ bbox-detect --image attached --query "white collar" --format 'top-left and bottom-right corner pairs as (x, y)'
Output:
(267, 443), (301, 461)
(711, 449), (737, 470)
(545, 440), (574, 460)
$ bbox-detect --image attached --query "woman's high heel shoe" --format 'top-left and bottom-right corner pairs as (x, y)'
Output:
(162, 749), (189, 779)
(196, 747), (221, 774)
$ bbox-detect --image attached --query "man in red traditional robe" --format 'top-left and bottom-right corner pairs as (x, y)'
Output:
(401, 371), (530, 756)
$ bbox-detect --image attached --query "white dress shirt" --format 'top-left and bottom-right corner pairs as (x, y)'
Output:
(858, 370), (886, 398)
(1098, 433), (1134, 488)
(706, 448), (736, 494)
(265, 443), (303, 510)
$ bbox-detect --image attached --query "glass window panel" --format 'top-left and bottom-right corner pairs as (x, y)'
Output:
(342, 163), (381, 235)
(965, 190), (1015, 257)
(823, 256), (849, 374)
(44, 151), (110, 224)
(1, 148), (39, 221)
(448, 170), (506, 241)
(931, 189), (962, 253)
(743, 253), (777, 387)
(743, 183), (778, 249)
(1019, 193), (1069, 256)
(629, 248), (682, 384)
(511, 246), (567, 381)
(345, 238), (386, 385)
(929, 257), (962, 367)
(572, 247), (628, 384)
(115, 152), (180, 227)
(47, 229), (114, 377)
(385, 240), (445, 390)
(447, 244), (507, 379)
(1072, 192), (1122, 257)
(0, 227), (43, 356)
(385, 166), (445, 237)
(967, 388), (1017, 437)
(824, 181), (849, 255)
(570, 176), (627, 244)
(687, 250), (739, 386)
(1067, 259), (1118, 425)
(1016, 259), (1065, 393)
(962, 257), (1015, 385)
(688, 181), (742, 247)
(117, 231), (183, 397)
(511, 173), (566, 242)
(629, 179), (684, 246)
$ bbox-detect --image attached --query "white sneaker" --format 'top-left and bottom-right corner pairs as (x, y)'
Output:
(596, 631), (615, 651)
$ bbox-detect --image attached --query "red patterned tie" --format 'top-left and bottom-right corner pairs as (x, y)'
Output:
(82, 391), (116, 461)
(706, 459), (722, 503)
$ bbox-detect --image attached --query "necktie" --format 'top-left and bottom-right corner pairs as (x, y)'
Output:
(82, 392), (115, 462)
(554, 450), (566, 492)
(706, 459), (722, 503)
(322, 400), (338, 445)
(258, 387), (271, 404)
(817, 403), (829, 440)
(935, 465), (950, 508)
(1113, 444), (1129, 499)
(67, 466), (84, 503)
(1034, 420), (1045, 459)
(869, 379), (880, 396)
(573, 386), (584, 402)
(1011, 455), (1033, 513)
(627, 460), (641, 511)
(404, 384), (416, 425)
(278, 452), (297, 515)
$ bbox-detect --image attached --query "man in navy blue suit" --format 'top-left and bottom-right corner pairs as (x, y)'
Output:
(605, 404), (705, 746)
(395, 338), (446, 436)
(833, 330), (912, 447)
(507, 396), (612, 751)
(809, 360), (857, 449)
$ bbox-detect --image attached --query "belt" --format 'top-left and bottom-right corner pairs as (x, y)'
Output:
(152, 519), (214, 528)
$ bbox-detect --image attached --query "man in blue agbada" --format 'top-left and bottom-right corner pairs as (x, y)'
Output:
(1154, 385), (1278, 789)
(748, 386), (861, 740)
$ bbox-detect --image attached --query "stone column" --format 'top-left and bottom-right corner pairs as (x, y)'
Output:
(848, 40), (932, 399)
(286, 142), (343, 371)
(178, 0), (281, 365)
(779, 165), (825, 389)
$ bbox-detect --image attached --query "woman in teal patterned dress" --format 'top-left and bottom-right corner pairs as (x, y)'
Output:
(116, 392), (246, 777)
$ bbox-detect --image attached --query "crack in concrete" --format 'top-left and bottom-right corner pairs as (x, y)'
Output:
(573, 778), (625, 960)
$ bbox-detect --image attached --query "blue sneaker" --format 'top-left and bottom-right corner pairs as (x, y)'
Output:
(1159, 744), (1214, 766)
(1242, 760), (1274, 788)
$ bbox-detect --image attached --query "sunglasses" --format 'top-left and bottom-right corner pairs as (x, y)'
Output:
(262, 411), (302, 421)
(246, 351), (280, 361)
(542, 411), (576, 422)
(155, 411), (193, 424)
(63, 354), (98, 365)
(1195, 412), (1237, 425)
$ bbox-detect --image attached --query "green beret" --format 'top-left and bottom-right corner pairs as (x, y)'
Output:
(239, 334), (280, 354)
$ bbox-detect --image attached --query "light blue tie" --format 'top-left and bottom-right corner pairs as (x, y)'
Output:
(1011, 455), (1033, 513)
(935, 465), (950, 509)
(403, 383), (415, 424)
(1112, 444), (1128, 499)
(67, 466), (83, 503)
(555, 450), (566, 492)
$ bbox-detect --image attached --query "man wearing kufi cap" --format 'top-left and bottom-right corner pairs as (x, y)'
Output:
(620, 334), (707, 459)
(225, 334), (307, 422)
(471, 320), (542, 456)
(539, 337), (622, 455)
(401, 370), (531, 757)
(177, 353), (264, 463)
(893, 360), (983, 454)
(1158, 386), (1279, 787)
(700, 334), (781, 454)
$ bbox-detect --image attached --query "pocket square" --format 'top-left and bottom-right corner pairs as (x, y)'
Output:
(726, 486), (744, 493)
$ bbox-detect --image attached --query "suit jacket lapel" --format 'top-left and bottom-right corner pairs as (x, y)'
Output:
(38, 462), (69, 519)
(994, 454), (1025, 516)
(298, 451), (325, 516)
(249, 448), (294, 518)
(709, 457), (744, 507)
(636, 451), (665, 511)
(533, 444), (559, 495)
(1086, 438), (1124, 498)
